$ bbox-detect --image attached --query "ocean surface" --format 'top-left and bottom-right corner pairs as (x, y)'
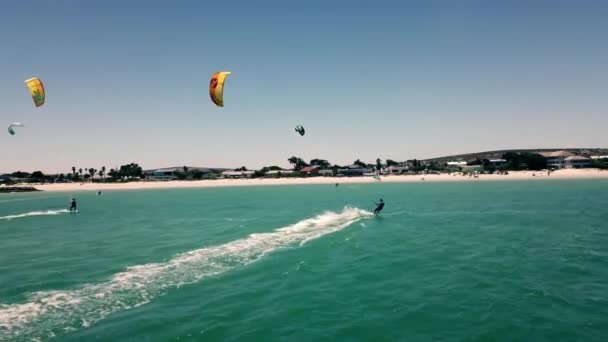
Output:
(1, 180), (607, 341)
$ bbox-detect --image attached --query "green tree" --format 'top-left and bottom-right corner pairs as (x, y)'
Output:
(376, 158), (383, 172)
(183, 166), (189, 173)
(12, 171), (30, 178)
(288, 156), (308, 171)
(31, 171), (45, 180)
(191, 169), (204, 179)
(310, 159), (331, 169)
(386, 159), (399, 167)
(100, 166), (106, 179)
(78, 168), (83, 178)
(261, 166), (283, 172)
(118, 163), (143, 178)
(502, 152), (547, 171)
(353, 159), (367, 168)
(108, 168), (118, 180)
(235, 166), (248, 171)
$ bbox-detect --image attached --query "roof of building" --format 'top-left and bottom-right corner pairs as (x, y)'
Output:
(300, 166), (320, 173)
(564, 156), (591, 161)
(222, 170), (255, 175)
(266, 170), (294, 174)
(538, 151), (574, 158)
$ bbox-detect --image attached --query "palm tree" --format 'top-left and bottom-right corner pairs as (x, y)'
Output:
(100, 166), (106, 179)
(288, 156), (299, 168)
(353, 159), (367, 168)
(376, 158), (383, 173)
(88, 168), (96, 178)
(71, 166), (77, 178)
(78, 168), (83, 178)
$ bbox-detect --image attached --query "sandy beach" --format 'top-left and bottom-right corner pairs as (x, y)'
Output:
(5, 168), (607, 193)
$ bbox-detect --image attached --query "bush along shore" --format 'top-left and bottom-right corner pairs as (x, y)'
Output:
(0, 186), (41, 193)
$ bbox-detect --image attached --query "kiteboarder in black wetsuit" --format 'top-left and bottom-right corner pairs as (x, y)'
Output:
(373, 199), (385, 216)
(69, 197), (77, 212)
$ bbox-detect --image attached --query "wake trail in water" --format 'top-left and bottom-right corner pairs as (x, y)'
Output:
(0, 207), (372, 340)
(0, 195), (65, 204)
(0, 209), (69, 221)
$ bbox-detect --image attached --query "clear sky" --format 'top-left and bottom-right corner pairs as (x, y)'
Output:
(1, 0), (607, 173)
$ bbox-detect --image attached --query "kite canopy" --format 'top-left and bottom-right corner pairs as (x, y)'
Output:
(25, 77), (45, 107)
(295, 125), (305, 136)
(209, 71), (231, 107)
(8, 122), (24, 136)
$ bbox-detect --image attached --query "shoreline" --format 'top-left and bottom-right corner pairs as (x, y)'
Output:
(4, 169), (608, 193)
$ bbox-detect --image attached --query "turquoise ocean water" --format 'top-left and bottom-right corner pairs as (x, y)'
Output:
(1, 180), (607, 341)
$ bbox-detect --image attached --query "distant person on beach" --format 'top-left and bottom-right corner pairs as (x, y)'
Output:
(69, 197), (77, 212)
(373, 199), (385, 216)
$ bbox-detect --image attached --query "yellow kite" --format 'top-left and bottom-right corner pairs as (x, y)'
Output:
(209, 71), (231, 107)
(25, 77), (45, 107)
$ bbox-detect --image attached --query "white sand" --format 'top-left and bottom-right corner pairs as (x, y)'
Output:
(7, 168), (607, 193)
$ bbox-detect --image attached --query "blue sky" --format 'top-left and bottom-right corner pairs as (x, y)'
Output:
(1, 0), (607, 173)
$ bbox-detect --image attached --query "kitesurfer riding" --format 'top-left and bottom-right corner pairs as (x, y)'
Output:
(373, 199), (385, 216)
(69, 197), (77, 212)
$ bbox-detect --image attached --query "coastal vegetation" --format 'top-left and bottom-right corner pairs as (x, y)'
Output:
(2, 150), (607, 185)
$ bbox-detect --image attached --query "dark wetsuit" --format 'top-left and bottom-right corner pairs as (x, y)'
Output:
(373, 201), (385, 215)
(69, 199), (77, 212)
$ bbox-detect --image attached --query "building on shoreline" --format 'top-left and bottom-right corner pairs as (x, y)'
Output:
(447, 161), (467, 167)
(222, 170), (256, 178)
(537, 151), (593, 169)
(144, 167), (216, 181)
(300, 166), (321, 175)
(265, 170), (295, 177)
(318, 169), (334, 177)
(384, 165), (410, 175)
(144, 168), (180, 181)
(538, 151), (575, 169)
(337, 165), (373, 177)
(564, 156), (592, 169)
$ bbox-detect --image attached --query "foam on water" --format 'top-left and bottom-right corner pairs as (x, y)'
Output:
(0, 207), (372, 340)
(0, 209), (70, 221)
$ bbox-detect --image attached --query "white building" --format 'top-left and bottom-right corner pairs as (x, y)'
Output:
(337, 165), (372, 176)
(384, 165), (410, 174)
(265, 170), (294, 177)
(489, 159), (507, 166)
(538, 151), (575, 169)
(564, 156), (592, 169)
(145, 168), (180, 181)
(446, 161), (467, 167)
(222, 170), (256, 178)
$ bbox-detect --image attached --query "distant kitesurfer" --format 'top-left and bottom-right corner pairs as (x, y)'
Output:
(69, 197), (77, 212)
(373, 199), (385, 216)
